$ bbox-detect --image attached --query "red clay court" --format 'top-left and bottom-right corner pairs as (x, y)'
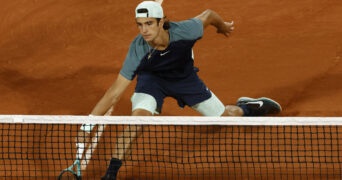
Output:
(0, 0), (341, 179)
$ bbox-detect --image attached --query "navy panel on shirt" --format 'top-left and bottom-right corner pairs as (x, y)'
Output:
(119, 18), (203, 80)
(136, 39), (197, 80)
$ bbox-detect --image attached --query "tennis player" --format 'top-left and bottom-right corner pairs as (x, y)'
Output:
(78, 1), (282, 179)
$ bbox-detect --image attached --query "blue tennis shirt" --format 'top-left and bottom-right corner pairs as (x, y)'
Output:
(120, 18), (203, 81)
(119, 18), (211, 111)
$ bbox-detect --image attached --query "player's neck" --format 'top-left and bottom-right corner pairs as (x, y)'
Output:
(149, 30), (169, 50)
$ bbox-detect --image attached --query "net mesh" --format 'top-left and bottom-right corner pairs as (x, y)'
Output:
(0, 115), (341, 179)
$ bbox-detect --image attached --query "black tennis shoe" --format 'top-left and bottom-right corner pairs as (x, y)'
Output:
(236, 97), (282, 116)
(101, 158), (122, 180)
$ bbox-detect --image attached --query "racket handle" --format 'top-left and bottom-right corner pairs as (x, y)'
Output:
(80, 123), (96, 132)
(76, 143), (85, 159)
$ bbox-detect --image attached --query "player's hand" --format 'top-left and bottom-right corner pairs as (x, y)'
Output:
(217, 21), (234, 37)
(75, 131), (91, 144)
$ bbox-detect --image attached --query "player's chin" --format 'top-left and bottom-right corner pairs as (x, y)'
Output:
(142, 35), (153, 42)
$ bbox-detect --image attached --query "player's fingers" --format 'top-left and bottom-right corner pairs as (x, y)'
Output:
(226, 21), (234, 30)
(221, 31), (230, 37)
(105, 106), (113, 116)
(225, 21), (234, 26)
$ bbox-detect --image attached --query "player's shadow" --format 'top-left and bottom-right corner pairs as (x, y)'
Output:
(0, 66), (118, 114)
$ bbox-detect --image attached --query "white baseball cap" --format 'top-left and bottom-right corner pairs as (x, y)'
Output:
(135, 1), (164, 18)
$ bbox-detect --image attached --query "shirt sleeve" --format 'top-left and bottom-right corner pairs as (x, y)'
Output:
(119, 36), (147, 80)
(171, 18), (204, 41)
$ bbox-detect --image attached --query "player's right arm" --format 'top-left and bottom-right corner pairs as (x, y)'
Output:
(90, 74), (132, 116)
(91, 36), (143, 116)
(76, 74), (131, 144)
(77, 37), (141, 142)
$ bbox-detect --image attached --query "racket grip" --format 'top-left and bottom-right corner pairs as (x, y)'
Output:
(76, 143), (85, 159)
(80, 123), (96, 132)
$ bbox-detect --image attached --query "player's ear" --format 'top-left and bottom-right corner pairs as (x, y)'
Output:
(159, 18), (165, 28)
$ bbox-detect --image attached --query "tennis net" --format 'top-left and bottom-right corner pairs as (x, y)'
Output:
(0, 115), (341, 179)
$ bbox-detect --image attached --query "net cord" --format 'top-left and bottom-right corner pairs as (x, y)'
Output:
(0, 115), (342, 125)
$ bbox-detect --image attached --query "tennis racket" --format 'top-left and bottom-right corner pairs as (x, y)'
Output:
(59, 108), (112, 179)
(58, 143), (85, 180)
(80, 124), (106, 169)
(58, 125), (107, 179)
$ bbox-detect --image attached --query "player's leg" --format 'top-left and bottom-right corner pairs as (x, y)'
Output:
(185, 75), (281, 116)
(114, 93), (157, 159)
(111, 92), (158, 158)
(102, 124), (143, 180)
(172, 74), (242, 116)
(236, 97), (282, 116)
(191, 92), (243, 116)
(191, 93), (281, 117)
(102, 93), (159, 180)
(131, 93), (158, 115)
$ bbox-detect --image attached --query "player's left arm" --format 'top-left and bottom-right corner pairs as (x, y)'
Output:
(195, 9), (234, 37)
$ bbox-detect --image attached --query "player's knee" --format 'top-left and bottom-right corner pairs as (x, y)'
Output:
(132, 109), (153, 116)
(131, 92), (158, 115)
